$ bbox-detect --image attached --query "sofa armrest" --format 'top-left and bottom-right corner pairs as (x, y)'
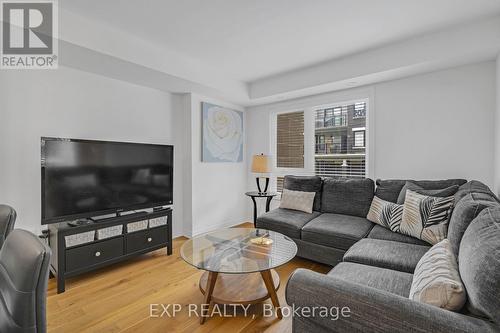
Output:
(286, 269), (497, 333)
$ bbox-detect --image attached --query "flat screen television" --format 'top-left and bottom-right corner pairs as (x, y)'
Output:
(41, 137), (173, 224)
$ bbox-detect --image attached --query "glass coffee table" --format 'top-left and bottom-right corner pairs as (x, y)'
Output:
(180, 228), (297, 324)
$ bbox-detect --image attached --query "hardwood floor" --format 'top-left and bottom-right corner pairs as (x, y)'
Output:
(47, 223), (330, 333)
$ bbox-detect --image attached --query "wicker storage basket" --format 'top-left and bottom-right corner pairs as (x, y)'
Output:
(127, 220), (148, 233)
(65, 231), (95, 247)
(96, 225), (123, 240)
(149, 216), (168, 228)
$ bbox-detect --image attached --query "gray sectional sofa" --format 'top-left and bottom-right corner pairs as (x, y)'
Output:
(256, 176), (500, 333)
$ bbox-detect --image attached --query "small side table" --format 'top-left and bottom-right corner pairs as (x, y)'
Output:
(245, 191), (278, 227)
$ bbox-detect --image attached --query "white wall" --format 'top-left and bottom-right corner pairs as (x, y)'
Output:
(246, 61), (496, 197)
(182, 94), (249, 236)
(374, 61), (495, 183)
(495, 54), (500, 196)
(177, 94), (194, 237)
(0, 66), (185, 237)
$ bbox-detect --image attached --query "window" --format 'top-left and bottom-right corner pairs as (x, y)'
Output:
(276, 111), (304, 168)
(274, 100), (368, 191)
(314, 101), (367, 178)
(353, 102), (366, 119)
(353, 130), (365, 148)
(316, 135), (325, 154)
(315, 109), (325, 128)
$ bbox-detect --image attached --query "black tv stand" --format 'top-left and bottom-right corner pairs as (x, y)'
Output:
(48, 208), (172, 293)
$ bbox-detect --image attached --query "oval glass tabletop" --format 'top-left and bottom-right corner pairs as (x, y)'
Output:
(180, 228), (297, 274)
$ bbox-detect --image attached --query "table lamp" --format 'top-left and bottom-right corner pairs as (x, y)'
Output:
(251, 154), (271, 194)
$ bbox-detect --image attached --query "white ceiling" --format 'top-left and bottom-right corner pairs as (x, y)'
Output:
(61, 0), (500, 83)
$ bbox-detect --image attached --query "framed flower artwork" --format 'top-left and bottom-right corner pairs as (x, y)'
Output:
(202, 102), (243, 162)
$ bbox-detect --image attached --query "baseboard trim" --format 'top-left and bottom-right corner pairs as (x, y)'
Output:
(188, 220), (252, 238)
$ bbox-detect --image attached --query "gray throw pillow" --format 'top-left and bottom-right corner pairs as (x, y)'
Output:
(397, 181), (459, 204)
(279, 189), (316, 213)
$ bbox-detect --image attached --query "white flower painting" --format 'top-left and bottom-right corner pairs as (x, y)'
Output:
(202, 102), (243, 162)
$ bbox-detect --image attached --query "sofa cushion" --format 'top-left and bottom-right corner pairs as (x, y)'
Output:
(256, 208), (321, 239)
(459, 207), (500, 324)
(448, 193), (498, 257)
(409, 239), (466, 311)
(400, 190), (455, 245)
(375, 179), (407, 203)
(396, 181), (459, 204)
(344, 238), (430, 273)
(321, 178), (374, 217)
(367, 225), (430, 246)
(328, 262), (413, 297)
(375, 179), (467, 203)
(284, 175), (323, 211)
(301, 213), (374, 250)
(454, 180), (499, 203)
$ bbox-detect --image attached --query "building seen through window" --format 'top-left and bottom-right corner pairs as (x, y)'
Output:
(314, 102), (366, 178)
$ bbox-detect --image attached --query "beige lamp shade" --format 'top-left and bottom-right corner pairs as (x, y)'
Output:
(251, 154), (271, 173)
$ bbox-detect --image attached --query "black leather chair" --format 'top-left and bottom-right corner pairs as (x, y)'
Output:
(0, 204), (16, 249)
(0, 229), (51, 333)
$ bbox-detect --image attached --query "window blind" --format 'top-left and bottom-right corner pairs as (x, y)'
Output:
(276, 177), (285, 193)
(277, 111), (304, 168)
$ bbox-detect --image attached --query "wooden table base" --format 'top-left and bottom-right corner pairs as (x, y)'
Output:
(199, 269), (281, 324)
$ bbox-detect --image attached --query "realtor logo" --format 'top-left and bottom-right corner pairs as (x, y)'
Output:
(1, 0), (58, 69)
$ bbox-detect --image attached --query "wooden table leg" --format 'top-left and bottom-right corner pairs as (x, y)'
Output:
(200, 271), (218, 324)
(260, 269), (282, 319)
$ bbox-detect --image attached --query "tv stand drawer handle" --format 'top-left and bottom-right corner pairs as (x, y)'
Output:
(95, 251), (101, 257)
(147, 237), (152, 243)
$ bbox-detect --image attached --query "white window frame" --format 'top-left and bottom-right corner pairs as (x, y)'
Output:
(268, 90), (375, 194)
